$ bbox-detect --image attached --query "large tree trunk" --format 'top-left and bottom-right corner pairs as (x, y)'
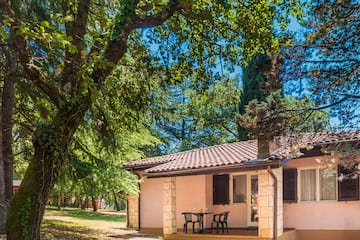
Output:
(0, 52), (16, 235)
(2, 59), (15, 204)
(91, 196), (98, 212)
(6, 98), (90, 240)
(0, 112), (6, 234)
(113, 191), (120, 211)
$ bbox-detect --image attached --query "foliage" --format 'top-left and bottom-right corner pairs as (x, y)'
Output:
(283, 1), (360, 129)
(237, 54), (272, 140)
(146, 76), (241, 153)
(51, 118), (158, 209)
(238, 77), (329, 141)
(19, 197), (31, 239)
(139, 0), (306, 154)
(0, 0), (306, 238)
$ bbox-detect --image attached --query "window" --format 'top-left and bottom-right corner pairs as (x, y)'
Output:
(286, 165), (359, 203)
(233, 175), (247, 203)
(300, 169), (316, 201)
(299, 168), (338, 202)
(320, 168), (337, 200)
(338, 165), (359, 201)
(283, 169), (297, 202)
(213, 174), (229, 204)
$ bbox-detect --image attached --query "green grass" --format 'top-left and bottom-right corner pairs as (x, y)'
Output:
(45, 206), (126, 222)
(41, 207), (126, 240)
(41, 220), (97, 240)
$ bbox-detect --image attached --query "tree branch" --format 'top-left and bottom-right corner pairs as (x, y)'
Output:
(221, 123), (238, 138)
(285, 96), (350, 112)
(92, 0), (182, 84)
(63, 0), (91, 94)
(2, 2), (62, 108)
(131, 0), (181, 29)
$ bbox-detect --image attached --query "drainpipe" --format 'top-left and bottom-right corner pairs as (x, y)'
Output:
(267, 166), (278, 240)
(135, 172), (141, 231)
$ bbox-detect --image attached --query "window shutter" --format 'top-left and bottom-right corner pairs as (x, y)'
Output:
(213, 174), (229, 205)
(338, 165), (359, 201)
(283, 169), (297, 202)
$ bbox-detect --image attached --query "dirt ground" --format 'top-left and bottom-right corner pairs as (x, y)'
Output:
(43, 210), (163, 240)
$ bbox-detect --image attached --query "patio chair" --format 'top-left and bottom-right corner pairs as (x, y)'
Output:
(211, 211), (230, 234)
(182, 212), (200, 233)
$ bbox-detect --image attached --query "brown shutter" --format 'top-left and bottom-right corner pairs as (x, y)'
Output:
(213, 174), (229, 205)
(283, 169), (297, 202)
(338, 165), (359, 201)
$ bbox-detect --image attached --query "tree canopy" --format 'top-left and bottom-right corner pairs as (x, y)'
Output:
(0, 0), (311, 238)
(283, 1), (360, 129)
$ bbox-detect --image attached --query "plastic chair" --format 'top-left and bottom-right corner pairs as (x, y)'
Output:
(211, 211), (230, 233)
(182, 212), (200, 233)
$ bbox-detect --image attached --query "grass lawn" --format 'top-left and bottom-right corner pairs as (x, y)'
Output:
(41, 207), (127, 240)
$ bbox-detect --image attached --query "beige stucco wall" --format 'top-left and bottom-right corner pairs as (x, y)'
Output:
(211, 202), (248, 228)
(136, 153), (360, 235)
(284, 201), (360, 230)
(283, 157), (360, 230)
(175, 175), (207, 229)
(139, 171), (258, 230)
(176, 172), (252, 229)
(140, 176), (164, 228)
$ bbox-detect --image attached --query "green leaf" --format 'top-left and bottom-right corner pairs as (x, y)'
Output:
(63, 15), (74, 22)
(68, 44), (78, 54)
(0, 27), (8, 40)
(40, 21), (50, 28)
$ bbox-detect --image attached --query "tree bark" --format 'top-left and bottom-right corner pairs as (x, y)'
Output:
(3, 1), (181, 238)
(91, 196), (97, 212)
(6, 98), (90, 240)
(113, 191), (120, 211)
(0, 112), (6, 234)
(0, 51), (16, 235)
(2, 57), (15, 203)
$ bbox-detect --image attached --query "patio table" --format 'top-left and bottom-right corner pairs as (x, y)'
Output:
(192, 212), (213, 233)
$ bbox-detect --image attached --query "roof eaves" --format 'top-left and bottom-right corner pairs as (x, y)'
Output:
(145, 160), (281, 178)
(123, 163), (164, 171)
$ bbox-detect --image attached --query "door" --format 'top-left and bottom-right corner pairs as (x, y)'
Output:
(248, 175), (258, 226)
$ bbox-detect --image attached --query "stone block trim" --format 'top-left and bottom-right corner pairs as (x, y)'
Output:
(258, 167), (283, 238)
(163, 177), (177, 235)
(127, 194), (139, 229)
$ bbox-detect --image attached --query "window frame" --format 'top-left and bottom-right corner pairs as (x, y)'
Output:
(338, 165), (359, 201)
(283, 168), (297, 202)
(319, 167), (337, 201)
(213, 174), (230, 205)
(297, 167), (338, 203)
(232, 174), (247, 204)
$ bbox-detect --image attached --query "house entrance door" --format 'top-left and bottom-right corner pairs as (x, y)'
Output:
(248, 175), (258, 226)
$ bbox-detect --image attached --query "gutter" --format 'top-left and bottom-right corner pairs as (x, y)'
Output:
(267, 165), (278, 240)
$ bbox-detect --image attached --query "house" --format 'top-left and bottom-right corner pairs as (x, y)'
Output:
(13, 180), (21, 193)
(124, 131), (360, 240)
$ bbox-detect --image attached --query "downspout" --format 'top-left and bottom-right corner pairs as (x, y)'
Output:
(134, 171), (141, 231)
(267, 166), (277, 240)
(126, 196), (129, 227)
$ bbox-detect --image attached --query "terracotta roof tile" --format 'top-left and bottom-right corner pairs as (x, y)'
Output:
(124, 140), (258, 172)
(124, 130), (360, 175)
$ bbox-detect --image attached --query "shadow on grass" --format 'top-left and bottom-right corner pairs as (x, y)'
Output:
(41, 219), (100, 240)
(46, 206), (126, 222)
